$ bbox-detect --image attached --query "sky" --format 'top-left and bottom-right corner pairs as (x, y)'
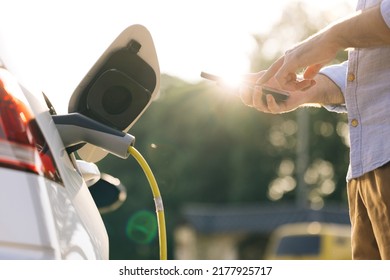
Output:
(0, 0), (355, 114)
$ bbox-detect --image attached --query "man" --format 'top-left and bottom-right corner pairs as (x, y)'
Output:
(240, 0), (390, 259)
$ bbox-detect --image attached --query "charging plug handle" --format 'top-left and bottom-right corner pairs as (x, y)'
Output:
(53, 113), (135, 159)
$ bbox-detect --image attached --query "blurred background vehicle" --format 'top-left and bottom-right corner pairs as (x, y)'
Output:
(264, 222), (351, 260)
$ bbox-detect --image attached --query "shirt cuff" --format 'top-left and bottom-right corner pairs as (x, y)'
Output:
(319, 62), (348, 113)
(381, 0), (390, 28)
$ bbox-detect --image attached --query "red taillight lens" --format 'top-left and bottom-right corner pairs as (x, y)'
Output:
(0, 68), (62, 183)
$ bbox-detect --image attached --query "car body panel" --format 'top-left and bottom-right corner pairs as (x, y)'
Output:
(0, 70), (109, 259)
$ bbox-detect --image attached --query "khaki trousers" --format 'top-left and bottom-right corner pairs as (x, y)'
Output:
(348, 163), (390, 259)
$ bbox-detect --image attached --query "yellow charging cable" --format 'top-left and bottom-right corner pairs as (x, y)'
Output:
(128, 146), (167, 260)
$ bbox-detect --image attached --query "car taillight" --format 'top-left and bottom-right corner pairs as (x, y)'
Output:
(0, 68), (62, 183)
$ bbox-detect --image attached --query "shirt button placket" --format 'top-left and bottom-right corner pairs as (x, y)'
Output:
(347, 73), (355, 82)
(348, 72), (358, 127)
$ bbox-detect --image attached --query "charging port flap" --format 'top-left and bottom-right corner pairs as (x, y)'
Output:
(68, 24), (160, 162)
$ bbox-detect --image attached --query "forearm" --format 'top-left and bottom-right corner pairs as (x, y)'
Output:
(328, 3), (390, 49)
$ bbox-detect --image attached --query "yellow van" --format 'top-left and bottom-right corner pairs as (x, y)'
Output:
(264, 222), (352, 260)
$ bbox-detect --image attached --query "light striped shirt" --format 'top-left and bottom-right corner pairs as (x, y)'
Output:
(321, 0), (390, 180)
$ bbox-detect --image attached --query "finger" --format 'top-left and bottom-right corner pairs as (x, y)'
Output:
(303, 64), (323, 79)
(273, 61), (302, 90)
(239, 72), (265, 105)
(279, 78), (315, 92)
(241, 72), (263, 84)
(257, 56), (285, 85)
(239, 84), (255, 107)
(252, 86), (270, 112)
(266, 94), (281, 114)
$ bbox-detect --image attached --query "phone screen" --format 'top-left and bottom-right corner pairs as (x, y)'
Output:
(262, 86), (289, 103)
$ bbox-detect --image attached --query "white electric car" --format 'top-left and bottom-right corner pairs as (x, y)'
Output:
(0, 25), (160, 259)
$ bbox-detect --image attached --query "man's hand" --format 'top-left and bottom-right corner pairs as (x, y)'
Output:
(239, 72), (344, 113)
(257, 30), (340, 92)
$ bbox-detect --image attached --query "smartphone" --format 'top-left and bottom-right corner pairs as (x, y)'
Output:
(261, 86), (289, 104)
(200, 71), (290, 104)
(200, 71), (224, 82)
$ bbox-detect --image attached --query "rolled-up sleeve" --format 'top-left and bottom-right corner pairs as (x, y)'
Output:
(381, 0), (390, 28)
(319, 61), (348, 113)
